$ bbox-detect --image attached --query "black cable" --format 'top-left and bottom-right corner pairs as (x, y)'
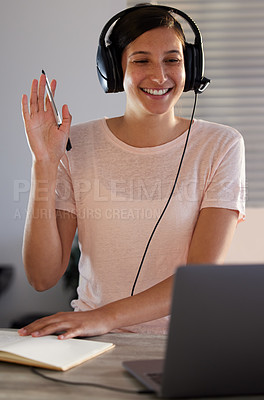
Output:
(130, 92), (198, 296)
(31, 367), (153, 395)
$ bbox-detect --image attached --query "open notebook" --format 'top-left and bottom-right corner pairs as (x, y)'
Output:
(0, 329), (114, 371)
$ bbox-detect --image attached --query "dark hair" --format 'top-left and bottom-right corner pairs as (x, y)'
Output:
(108, 5), (186, 63)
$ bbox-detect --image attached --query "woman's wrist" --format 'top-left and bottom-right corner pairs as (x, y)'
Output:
(31, 158), (59, 193)
(98, 296), (150, 332)
(96, 303), (120, 332)
(97, 278), (174, 332)
(32, 157), (59, 176)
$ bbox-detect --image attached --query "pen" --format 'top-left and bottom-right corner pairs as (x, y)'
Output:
(42, 69), (72, 151)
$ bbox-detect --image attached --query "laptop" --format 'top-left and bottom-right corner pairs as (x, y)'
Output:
(123, 264), (264, 398)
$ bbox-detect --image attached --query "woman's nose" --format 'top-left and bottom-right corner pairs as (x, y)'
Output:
(150, 63), (167, 84)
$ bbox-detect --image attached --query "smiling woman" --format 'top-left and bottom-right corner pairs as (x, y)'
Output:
(20, 4), (245, 340)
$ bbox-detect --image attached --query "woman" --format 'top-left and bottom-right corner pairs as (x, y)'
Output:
(19, 5), (245, 339)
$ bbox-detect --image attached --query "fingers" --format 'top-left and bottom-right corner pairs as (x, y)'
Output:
(18, 311), (92, 340)
(21, 94), (29, 123)
(38, 73), (46, 112)
(22, 75), (45, 121)
(23, 74), (57, 118)
(18, 312), (71, 338)
(50, 79), (56, 96)
(28, 78), (38, 116)
(60, 104), (72, 132)
(58, 327), (83, 340)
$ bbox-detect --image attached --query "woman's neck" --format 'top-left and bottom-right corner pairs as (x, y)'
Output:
(107, 111), (189, 148)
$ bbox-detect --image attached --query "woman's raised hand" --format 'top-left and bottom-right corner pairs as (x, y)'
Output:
(21, 74), (72, 164)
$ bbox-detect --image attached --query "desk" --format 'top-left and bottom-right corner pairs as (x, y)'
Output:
(0, 332), (166, 400)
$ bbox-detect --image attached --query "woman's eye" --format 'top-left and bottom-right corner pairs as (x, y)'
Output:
(166, 58), (180, 63)
(133, 59), (148, 64)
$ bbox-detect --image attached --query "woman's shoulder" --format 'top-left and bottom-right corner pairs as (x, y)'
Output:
(191, 120), (245, 159)
(70, 118), (105, 134)
(194, 119), (243, 141)
(69, 118), (107, 147)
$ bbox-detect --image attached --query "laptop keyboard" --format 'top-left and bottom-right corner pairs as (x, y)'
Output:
(147, 372), (163, 386)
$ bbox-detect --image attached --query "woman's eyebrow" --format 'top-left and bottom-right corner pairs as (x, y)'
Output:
(128, 51), (151, 58)
(128, 49), (182, 58)
(166, 50), (182, 55)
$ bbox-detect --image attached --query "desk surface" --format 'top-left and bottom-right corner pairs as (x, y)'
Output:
(0, 332), (166, 400)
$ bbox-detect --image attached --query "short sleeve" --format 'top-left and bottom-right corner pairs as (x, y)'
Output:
(55, 154), (77, 215)
(201, 135), (246, 222)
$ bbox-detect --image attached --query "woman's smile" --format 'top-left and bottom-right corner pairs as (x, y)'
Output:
(141, 87), (173, 96)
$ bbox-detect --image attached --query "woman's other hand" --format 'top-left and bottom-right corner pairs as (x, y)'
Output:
(18, 309), (112, 340)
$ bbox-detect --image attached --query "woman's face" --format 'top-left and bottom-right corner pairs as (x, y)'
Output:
(121, 26), (186, 117)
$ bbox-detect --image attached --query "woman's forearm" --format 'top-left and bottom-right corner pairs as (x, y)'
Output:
(22, 160), (64, 291)
(102, 275), (174, 331)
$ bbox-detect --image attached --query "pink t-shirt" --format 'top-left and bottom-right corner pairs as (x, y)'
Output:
(55, 118), (246, 334)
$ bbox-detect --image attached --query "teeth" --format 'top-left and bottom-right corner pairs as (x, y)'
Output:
(142, 88), (169, 95)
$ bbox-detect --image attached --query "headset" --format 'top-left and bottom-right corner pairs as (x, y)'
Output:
(96, 4), (210, 94)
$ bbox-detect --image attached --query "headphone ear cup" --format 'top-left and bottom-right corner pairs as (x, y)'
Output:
(96, 43), (124, 93)
(108, 44), (124, 92)
(96, 44), (114, 93)
(184, 43), (205, 93)
(183, 43), (195, 92)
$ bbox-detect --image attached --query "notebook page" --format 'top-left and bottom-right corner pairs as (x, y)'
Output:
(0, 330), (114, 370)
(0, 330), (29, 348)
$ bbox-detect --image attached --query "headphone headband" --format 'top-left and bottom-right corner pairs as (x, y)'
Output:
(96, 4), (210, 94)
(99, 5), (202, 48)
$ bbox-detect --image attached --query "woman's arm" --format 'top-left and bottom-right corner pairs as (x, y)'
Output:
(187, 207), (239, 264)
(22, 75), (76, 290)
(19, 207), (239, 339)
